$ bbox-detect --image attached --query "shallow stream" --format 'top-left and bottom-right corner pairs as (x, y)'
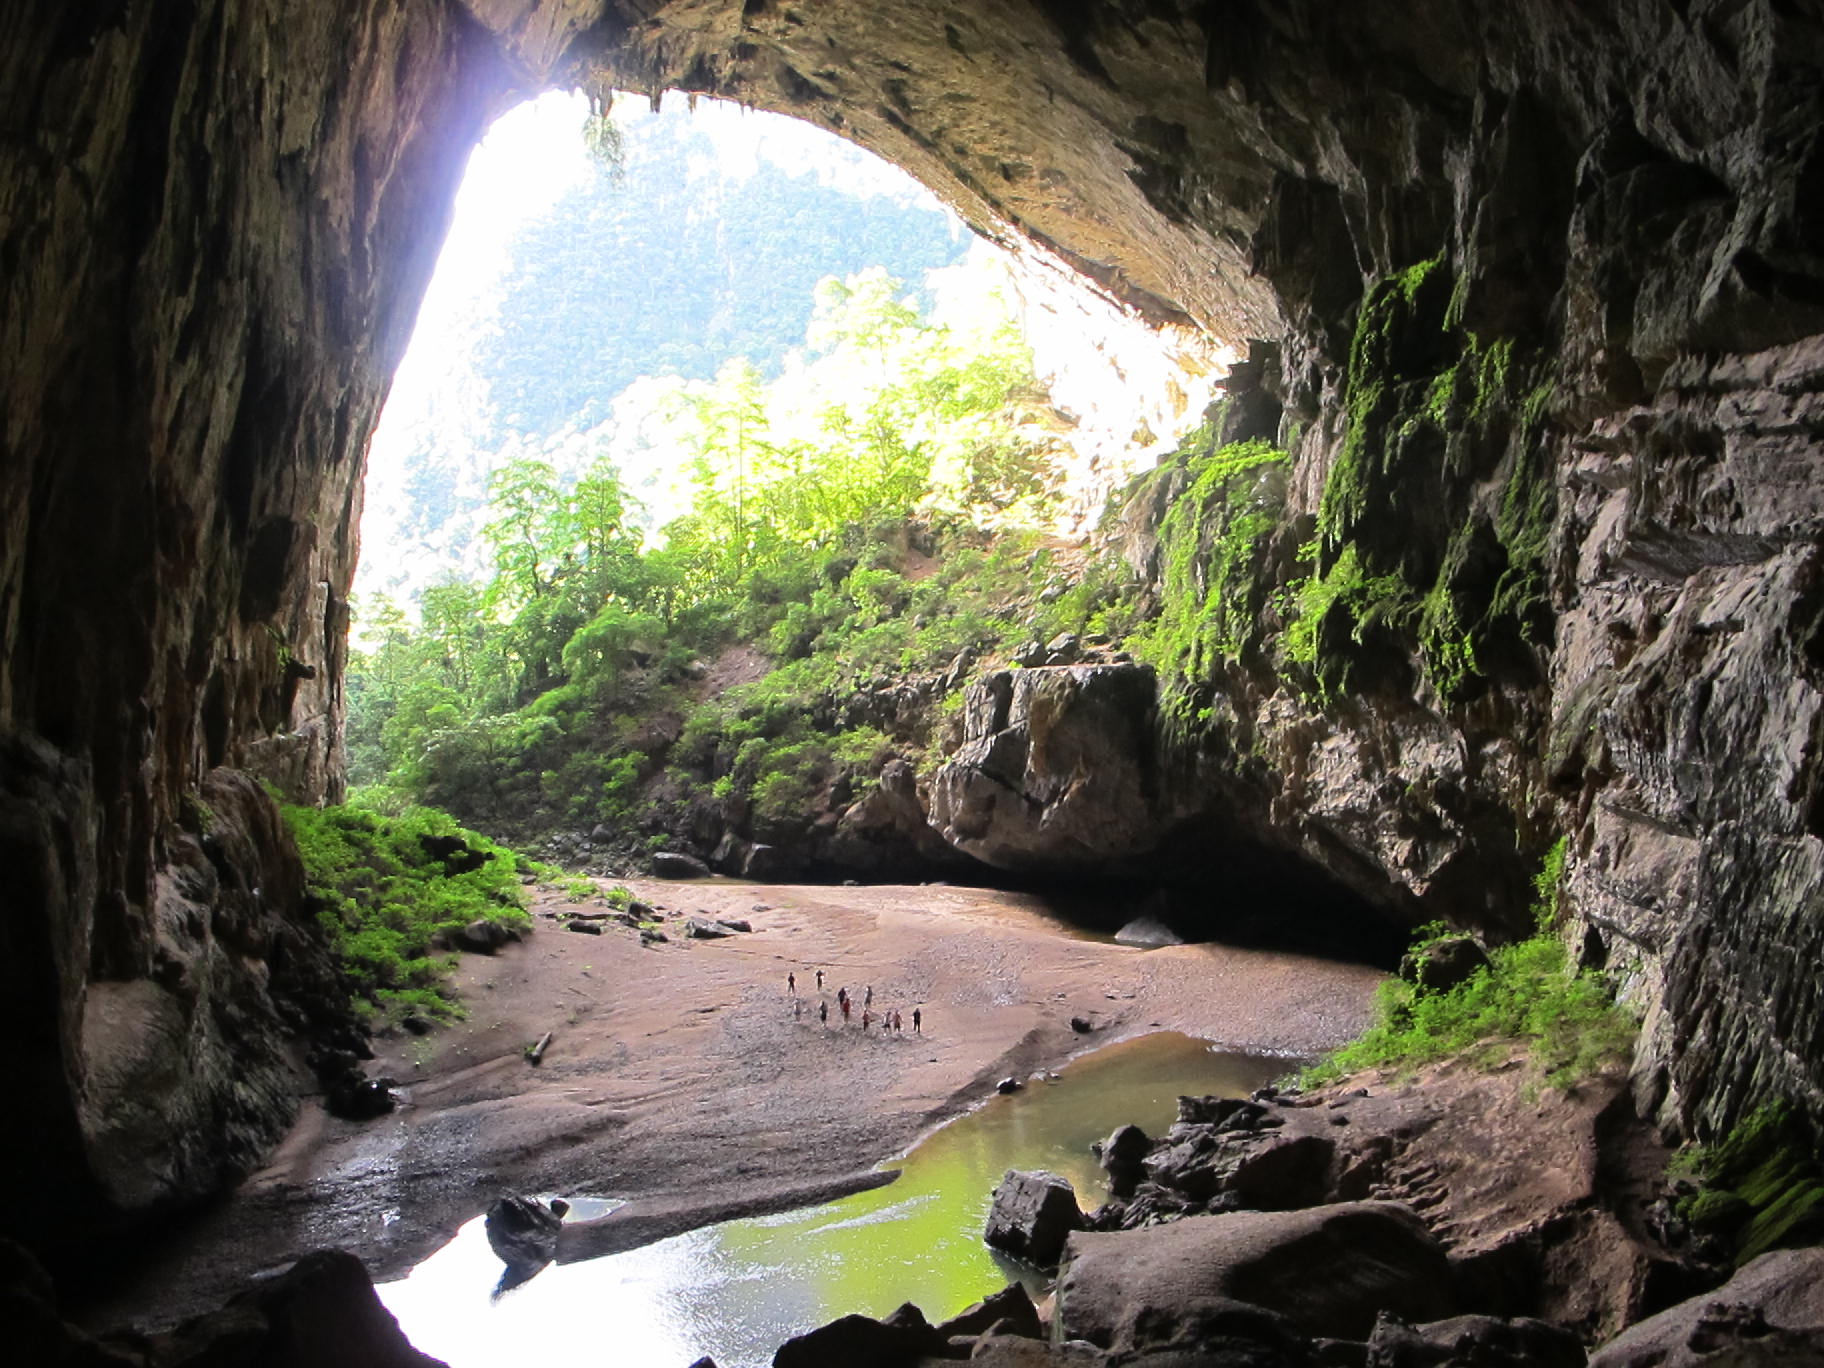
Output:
(379, 1032), (1285, 1368)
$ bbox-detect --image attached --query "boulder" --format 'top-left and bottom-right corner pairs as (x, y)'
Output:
(1366, 1313), (1586, 1367)
(928, 665), (1165, 872)
(741, 842), (795, 879)
(450, 918), (514, 954)
(1057, 1202), (1455, 1346)
(484, 1195), (564, 1272)
(184, 1249), (444, 1367)
(772, 1302), (946, 1368)
(935, 1283), (1044, 1341)
(652, 852), (711, 879)
(324, 1072), (395, 1121)
(1088, 1295), (1315, 1364)
(1588, 1248), (1824, 1367)
(985, 1170), (1085, 1267)
(1214, 1131), (1338, 1211)
(685, 918), (731, 939)
(563, 920), (602, 935)
(1114, 916), (1184, 948)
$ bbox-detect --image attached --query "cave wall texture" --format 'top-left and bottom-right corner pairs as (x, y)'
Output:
(4, 0), (1824, 1267)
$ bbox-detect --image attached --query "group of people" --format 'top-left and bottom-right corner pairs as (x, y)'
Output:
(786, 969), (921, 1036)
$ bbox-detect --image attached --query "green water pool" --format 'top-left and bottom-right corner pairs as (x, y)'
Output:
(379, 1031), (1287, 1367)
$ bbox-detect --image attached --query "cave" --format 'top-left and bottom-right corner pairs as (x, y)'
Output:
(6, 0), (1824, 1356)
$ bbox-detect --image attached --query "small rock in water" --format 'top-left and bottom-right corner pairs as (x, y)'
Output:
(485, 1194), (563, 1273)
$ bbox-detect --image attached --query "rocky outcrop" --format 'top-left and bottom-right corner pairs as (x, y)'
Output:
(9, 0), (1824, 1282)
(1588, 1248), (1824, 1368)
(1090, 1062), (1690, 1343)
(4, 1243), (444, 1368)
(930, 665), (1163, 871)
(1057, 1201), (1456, 1345)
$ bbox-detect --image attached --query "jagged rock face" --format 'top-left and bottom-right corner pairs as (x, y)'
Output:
(929, 665), (1163, 871)
(0, 0), (540, 1264)
(5, 0), (1824, 1268)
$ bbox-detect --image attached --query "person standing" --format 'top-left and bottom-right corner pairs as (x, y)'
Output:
(815, 969), (824, 991)
(819, 1001), (828, 1025)
(841, 996), (852, 1024)
(862, 1008), (872, 1032)
(912, 1006), (922, 1035)
(794, 998), (803, 1020)
(864, 985), (873, 1009)
(787, 971), (797, 995)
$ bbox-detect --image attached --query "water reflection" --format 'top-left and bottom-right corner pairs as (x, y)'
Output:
(380, 1032), (1286, 1368)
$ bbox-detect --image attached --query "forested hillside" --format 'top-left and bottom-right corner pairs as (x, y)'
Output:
(349, 267), (1084, 870)
(358, 96), (970, 597)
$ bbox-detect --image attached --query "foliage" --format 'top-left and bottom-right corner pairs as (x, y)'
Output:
(1301, 839), (1636, 1089)
(1125, 434), (1289, 700)
(347, 269), (1058, 845)
(283, 801), (533, 1024)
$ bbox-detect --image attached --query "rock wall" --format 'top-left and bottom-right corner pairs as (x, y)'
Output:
(4, 0), (1824, 1268)
(0, 0), (545, 1264)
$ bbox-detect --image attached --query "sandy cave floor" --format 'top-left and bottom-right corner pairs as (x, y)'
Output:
(84, 877), (1386, 1331)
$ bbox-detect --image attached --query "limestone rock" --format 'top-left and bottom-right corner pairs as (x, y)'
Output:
(1113, 916), (1183, 948)
(1057, 1202), (1455, 1345)
(1589, 1248), (1824, 1368)
(652, 852), (712, 880)
(484, 1195), (564, 1272)
(934, 1283), (1043, 1342)
(985, 1170), (1085, 1267)
(1367, 1314), (1586, 1368)
(929, 665), (1163, 872)
(772, 1303), (946, 1368)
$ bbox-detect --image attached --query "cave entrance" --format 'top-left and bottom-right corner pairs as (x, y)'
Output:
(347, 89), (1226, 880)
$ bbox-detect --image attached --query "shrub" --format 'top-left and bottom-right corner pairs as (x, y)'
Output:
(284, 801), (534, 1026)
(1301, 839), (1635, 1089)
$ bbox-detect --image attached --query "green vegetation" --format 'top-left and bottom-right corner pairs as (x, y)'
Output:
(1301, 840), (1637, 1089)
(1674, 1102), (1824, 1265)
(349, 268), (1063, 851)
(1124, 433), (1289, 697)
(283, 802), (534, 1024)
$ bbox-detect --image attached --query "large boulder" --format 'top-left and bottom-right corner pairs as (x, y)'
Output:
(928, 665), (1164, 872)
(985, 1170), (1086, 1267)
(1367, 1314), (1586, 1368)
(1057, 1202), (1455, 1347)
(651, 852), (712, 879)
(934, 1283), (1044, 1341)
(484, 1195), (564, 1272)
(772, 1303), (946, 1368)
(1589, 1248), (1824, 1367)
(115, 1249), (445, 1367)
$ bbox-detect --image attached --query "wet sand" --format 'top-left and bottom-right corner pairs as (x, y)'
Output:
(84, 878), (1385, 1330)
